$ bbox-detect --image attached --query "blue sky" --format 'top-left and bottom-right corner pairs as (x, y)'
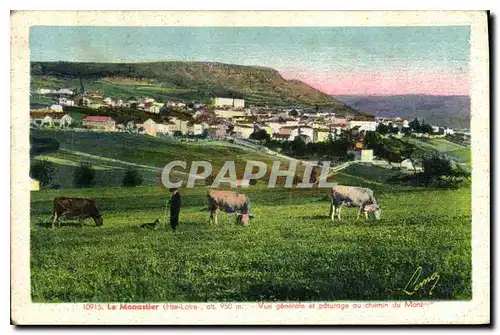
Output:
(30, 26), (470, 95)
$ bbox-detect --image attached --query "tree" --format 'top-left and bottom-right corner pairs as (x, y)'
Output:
(30, 137), (60, 156)
(420, 122), (434, 135)
(122, 167), (143, 187)
(409, 118), (421, 132)
(364, 131), (381, 150)
(290, 136), (307, 156)
(402, 127), (412, 137)
(30, 159), (55, 188)
(376, 123), (389, 135)
(388, 123), (399, 134)
(73, 162), (96, 188)
(422, 154), (453, 179)
(329, 133), (350, 159)
(400, 141), (420, 174)
(250, 129), (271, 142)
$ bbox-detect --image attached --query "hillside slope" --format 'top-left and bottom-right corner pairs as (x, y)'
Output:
(30, 129), (297, 189)
(31, 61), (359, 113)
(334, 95), (470, 129)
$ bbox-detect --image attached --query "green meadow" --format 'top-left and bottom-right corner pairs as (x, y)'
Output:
(29, 130), (471, 303)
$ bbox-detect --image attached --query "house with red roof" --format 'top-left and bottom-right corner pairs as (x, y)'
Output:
(82, 116), (116, 131)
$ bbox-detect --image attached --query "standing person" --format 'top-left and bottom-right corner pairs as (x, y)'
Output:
(169, 188), (181, 232)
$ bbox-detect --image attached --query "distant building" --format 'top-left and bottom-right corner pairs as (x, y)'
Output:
(361, 149), (374, 162)
(30, 112), (73, 127)
(57, 97), (74, 107)
(82, 116), (116, 131)
(208, 124), (228, 138)
(56, 88), (74, 95)
(214, 109), (247, 118)
(267, 118), (287, 135)
(316, 128), (331, 142)
(347, 119), (377, 132)
(276, 127), (293, 141)
(49, 104), (64, 112)
(290, 126), (315, 143)
(87, 91), (104, 99)
(141, 118), (157, 137)
(233, 124), (255, 139)
(211, 97), (245, 109)
(169, 117), (190, 134)
(156, 122), (173, 134)
(144, 103), (161, 114)
(444, 127), (454, 135)
(36, 88), (52, 95)
(192, 123), (204, 135)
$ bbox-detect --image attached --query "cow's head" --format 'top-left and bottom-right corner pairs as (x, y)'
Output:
(364, 204), (381, 220)
(236, 213), (255, 225)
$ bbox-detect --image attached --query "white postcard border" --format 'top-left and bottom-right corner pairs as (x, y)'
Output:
(10, 10), (490, 325)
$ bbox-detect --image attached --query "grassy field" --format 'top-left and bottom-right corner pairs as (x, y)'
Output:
(30, 180), (471, 303)
(29, 130), (472, 303)
(31, 129), (290, 188)
(406, 137), (471, 167)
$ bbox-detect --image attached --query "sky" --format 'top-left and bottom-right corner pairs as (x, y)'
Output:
(30, 26), (470, 96)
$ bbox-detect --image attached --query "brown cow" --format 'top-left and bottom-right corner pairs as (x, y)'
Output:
(207, 190), (254, 225)
(51, 197), (103, 228)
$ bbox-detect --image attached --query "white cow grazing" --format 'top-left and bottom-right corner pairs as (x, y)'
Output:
(329, 185), (381, 221)
(207, 190), (254, 225)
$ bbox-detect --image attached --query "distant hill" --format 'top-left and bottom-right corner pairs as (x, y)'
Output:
(334, 95), (470, 129)
(30, 61), (359, 114)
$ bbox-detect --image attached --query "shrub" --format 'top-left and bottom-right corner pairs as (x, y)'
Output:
(421, 154), (470, 189)
(428, 175), (467, 190)
(73, 162), (96, 188)
(122, 168), (143, 187)
(250, 129), (270, 142)
(30, 137), (60, 156)
(30, 159), (55, 188)
(422, 154), (453, 179)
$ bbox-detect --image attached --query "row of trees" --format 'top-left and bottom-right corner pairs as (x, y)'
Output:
(263, 134), (352, 161)
(376, 118), (437, 136)
(408, 118), (436, 135)
(30, 160), (144, 189)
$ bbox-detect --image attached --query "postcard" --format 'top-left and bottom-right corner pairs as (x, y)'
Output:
(11, 10), (490, 325)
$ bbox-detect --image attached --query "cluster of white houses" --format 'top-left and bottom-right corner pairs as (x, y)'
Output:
(31, 88), (457, 141)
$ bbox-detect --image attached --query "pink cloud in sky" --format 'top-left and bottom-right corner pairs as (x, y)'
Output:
(280, 69), (469, 96)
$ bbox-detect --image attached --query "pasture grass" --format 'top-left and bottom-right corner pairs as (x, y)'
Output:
(31, 129), (291, 188)
(406, 137), (471, 167)
(30, 182), (471, 302)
